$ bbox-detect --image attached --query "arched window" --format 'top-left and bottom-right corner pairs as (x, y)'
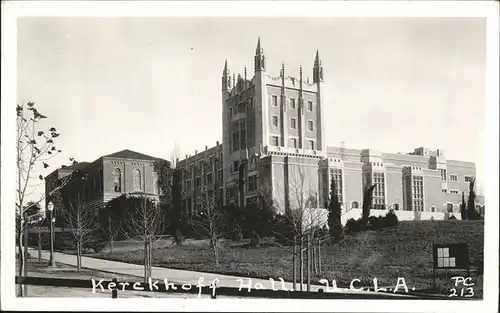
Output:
(393, 203), (400, 211)
(112, 168), (121, 192)
(351, 201), (359, 209)
(133, 169), (142, 191)
(152, 171), (158, 195)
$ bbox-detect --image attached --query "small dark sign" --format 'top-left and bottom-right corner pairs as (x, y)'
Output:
(432, 243), (469, 270)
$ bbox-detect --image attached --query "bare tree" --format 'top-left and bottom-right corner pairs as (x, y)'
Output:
(266, 156), (326, 292)
(125, 195), (166, 282)
(59, 184), (100, 271)
(15, 101), (73, 297)
(190, 184), (226, 267)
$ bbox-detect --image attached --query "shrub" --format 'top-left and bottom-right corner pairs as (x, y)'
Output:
(250, 230), (260, 248)
(449, 214), (457, 220)
(344, 218), (360, 234)
(385, 209), (399, 227)
(368, 216), (385, 230)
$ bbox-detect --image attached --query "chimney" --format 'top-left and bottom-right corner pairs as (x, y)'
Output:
(216, 141), (219, 146)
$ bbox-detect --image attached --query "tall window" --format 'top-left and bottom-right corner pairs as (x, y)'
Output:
(152, 171), (158, 195)
(290, 118), (297, 129)
(331, 169), (343, 204)
(133, 169), (142, 191)
(206, 172), (213, 184)
(308, 140), (314, 150)
(372, 172), (385, 210)
(218, 169), (223, 181)
(248, 175), (257, 192)
(272, 95), (278, 107)
(351, 201), (359, 209)
(272, 115), (279, 127)
(449, 174), (458, 182)
(272, 136), (279, 146)
(446, 203), (454, 213)
(393, 203), (400, 211)
(307, 120), (314, 131)
(195, 176), (201, 187)
(112, 168), (121, 192)
(307, 101), (313, 111)
(232, 130), (240, 151)
(290, 98), (296, 109)
(440, 169), (447, 181)
(290, 138), (298, 148)
(412, 176), (424, 212)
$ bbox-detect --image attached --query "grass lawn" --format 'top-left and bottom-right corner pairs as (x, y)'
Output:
(91, 220), (484, 298)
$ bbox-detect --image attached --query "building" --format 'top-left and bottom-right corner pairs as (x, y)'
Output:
(45, 149), (165, 213)
(176, 38), (483, 223)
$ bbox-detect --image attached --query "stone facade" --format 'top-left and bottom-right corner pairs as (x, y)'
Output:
(45, 149), (164, 214)
(176, 38), (484, 223)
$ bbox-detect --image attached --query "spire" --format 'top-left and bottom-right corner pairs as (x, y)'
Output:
(256, 37), (262, 55)
(254, 37), (265, 72)
(313, 49), (324, 83)
(314, 50), (320, 66)
(222, 59), (230, 90)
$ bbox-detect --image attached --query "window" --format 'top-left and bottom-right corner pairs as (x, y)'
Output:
(307, 101), (313, 111)
(437, 247), (456, 268)
(440, 169), (447, 181)
(393, 203), (400, 211)
(449, 189), (459, 194)
(351, 201), (359, 209)
(272, 95), (278, 107)
(464, 176), (473, 183)
(330, 169), (343, 204)
(307, 120), (314, 131)
(232, 131), (240, 152)
(186, 179), (192, 190)
(308, 140), (315, 150)
(195, 176), (201, 187)
(272, 115), (279, 127)
(218, 169), (223, 181)
(152, 171), (158, 195)
(442, 189), (448, 193)
(412, 176), (424, 212)
(133, 169), (142, 191)
(206, 172), (213, 184)
(248, 175), (257, 191)
(290, 98), (296, 109)
(112, 168), (121, 192)
(290, 138), (298, 148)
(272, 136), (280, 146)
(449, 174), (458, 182)
(233, 161), (240, 173)
(446, 203), (454, 213)
(372, 172), (386, 210)
(430, 206), (436, 212)
(290, 118), (297, 129)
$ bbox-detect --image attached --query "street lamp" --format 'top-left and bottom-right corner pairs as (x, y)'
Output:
(47, 201), (57, 267)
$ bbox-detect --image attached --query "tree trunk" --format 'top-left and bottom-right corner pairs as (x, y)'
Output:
(292, 235), (297, 291)
(23, 215), (29, 296)
(77, 239), (82, 272)
(299, 235), (303, 291)
(312, 240), (317, 274)
(38, 228), (42, 262)
(17, 227), (24, 297)
(144, 239), (148, 283)
(307, 234), (311, 291)
(318, 241), (322, 274)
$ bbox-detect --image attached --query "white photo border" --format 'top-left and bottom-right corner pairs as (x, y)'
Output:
(1, 1), (498, 312)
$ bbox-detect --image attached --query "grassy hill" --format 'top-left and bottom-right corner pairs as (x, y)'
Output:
(93, 220), (484, 297)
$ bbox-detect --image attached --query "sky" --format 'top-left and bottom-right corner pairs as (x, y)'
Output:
(17, 17), (486, 202)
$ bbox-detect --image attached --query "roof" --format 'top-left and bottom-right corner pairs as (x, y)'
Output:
(104, 149), (165, 162)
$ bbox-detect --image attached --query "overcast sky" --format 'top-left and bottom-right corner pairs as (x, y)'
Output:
(17, 17), (486, 200)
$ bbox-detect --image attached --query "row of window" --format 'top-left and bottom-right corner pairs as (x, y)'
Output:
(184, 169), (223, 191)
(440, 169), (473, 183)
(442, 189), (460, 194)
(112, 168), (157, 194)
(271, 95), (315, 112)
(271, 136), (316, 150)
(272, 116), (315, 132)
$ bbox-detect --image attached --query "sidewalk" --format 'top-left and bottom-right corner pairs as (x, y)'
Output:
(27, 248), (401, 297)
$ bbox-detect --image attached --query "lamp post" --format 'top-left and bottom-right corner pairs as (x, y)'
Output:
(37, 216), (43, 262)
(47, 201), (57, 267)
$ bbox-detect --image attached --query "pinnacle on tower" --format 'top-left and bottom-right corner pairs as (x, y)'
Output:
(313, 49), (324, 83)
(314, 50), (321, 66)
(254, 37), (266, 72)
(256, 37), (262, 55)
